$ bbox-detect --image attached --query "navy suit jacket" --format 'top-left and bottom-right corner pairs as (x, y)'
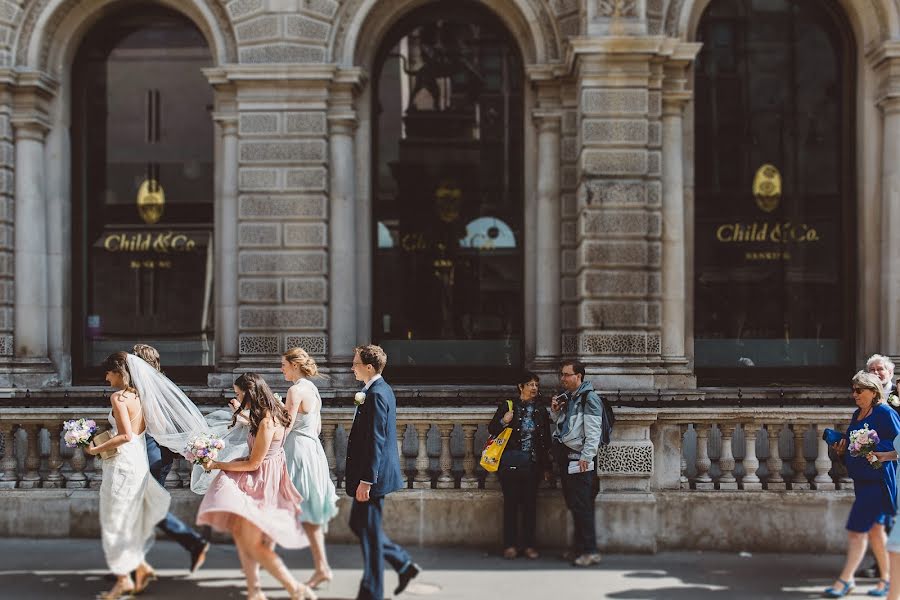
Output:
(345, 377), (405, 498)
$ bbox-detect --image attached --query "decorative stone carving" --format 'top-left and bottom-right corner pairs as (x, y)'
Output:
(597, 0), (639, 18)
(597, 442), (653, 474)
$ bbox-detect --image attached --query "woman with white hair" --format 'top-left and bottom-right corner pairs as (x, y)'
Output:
(825, 371), (900, 598)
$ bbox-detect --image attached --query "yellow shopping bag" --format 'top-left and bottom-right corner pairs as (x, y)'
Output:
(479, 400), (514, 472)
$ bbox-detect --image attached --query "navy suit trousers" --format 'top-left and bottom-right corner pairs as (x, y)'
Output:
(145, 434), (205, 554)
(349, 496), (412, 600)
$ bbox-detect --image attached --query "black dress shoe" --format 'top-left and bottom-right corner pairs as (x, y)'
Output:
(190, 541), (210, 573)
(394, 563), (420, 595)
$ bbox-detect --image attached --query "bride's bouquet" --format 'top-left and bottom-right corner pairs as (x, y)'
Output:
(184, 433), (225, 465)
(62, 418), (99, 448)
(849, 424), (882, 469)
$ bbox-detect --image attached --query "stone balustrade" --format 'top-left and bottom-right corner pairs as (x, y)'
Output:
(0, 404), (860, 492)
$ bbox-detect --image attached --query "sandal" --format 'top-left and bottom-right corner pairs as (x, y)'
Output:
(824, 578), (855, 598)
(502, 547), (518, 559)
(290, 582), (317, 600)
(304, 570), (333, 590)
(524, 547), (540, 560)
(868, 579), (890, 597)
(247, 586), (268, 600)
(97, 578), (135, 600)
(134, 567), (157, 595)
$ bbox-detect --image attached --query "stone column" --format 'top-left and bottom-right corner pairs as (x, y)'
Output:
(660, 91), (689, 363)
(717, 424), (737, 490)
(412, 423), (431, 489)
(19, 423), (41, 488)
(874, 46), (900, 354)
(740, 423), (762, 490)
(791, 424), (810, 490)
(0, 422), (17, 488)
(533, 110), (562, 365)
(436, 424), (455, 489)
(765, 424), (786, 490)
(322, 422), (338, 484)
(213, 113), (239, 370)
(44, 424), (63, 489)
(694, 423), (713, 490)
(11, 118), (49, 360)
(460, 424), (478, 489)
(327, 77), (360, 366)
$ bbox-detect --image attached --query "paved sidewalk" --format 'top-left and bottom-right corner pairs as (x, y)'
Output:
(0, 538), (868, 599)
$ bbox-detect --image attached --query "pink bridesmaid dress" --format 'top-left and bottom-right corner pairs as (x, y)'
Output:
(197, 431), (308, 549)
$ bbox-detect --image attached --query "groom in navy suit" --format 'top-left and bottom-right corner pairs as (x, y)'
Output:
(346, 344), (420, 600)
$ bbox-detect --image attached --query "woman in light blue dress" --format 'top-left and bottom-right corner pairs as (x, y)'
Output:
(281, 347), (339, 590)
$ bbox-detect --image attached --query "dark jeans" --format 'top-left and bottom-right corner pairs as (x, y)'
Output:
(145, 434), (205, 554)
(349, 496), (413, 600)
(498, 463), (540, 548)
(554, 443), (597, 554)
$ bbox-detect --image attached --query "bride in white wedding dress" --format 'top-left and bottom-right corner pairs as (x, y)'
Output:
(85, 351), (170, 599)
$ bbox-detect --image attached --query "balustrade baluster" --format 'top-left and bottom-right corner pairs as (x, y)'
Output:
(741, 423), (762, 490)
(178, 457), (192, 488)
(791, 424), (810, 490)
(322, 422), (338, 484)
(695, 423), (713, 490)
(766, 424), (786, 490)
(436, 424), (455, 489)
(413, 424), (431, 489)
(0, 422), (18, 488)
(165, 454), (181, 489)
(460, 424), (478, 489)
(396, 422), (409, 486)
(20, 423), (43, 488)
(87, 454), (102, 489)
(813, 424), (836, 491)
(679, 424), (689, 490)
(718, 424), (737, 490)
(65, 445), (88, 489)
(44, 424), (64, 488)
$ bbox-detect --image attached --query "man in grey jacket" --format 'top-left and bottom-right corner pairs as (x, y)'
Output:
(550, 360), (603, 567)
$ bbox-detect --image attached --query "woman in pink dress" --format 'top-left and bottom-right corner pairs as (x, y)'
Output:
(197, 373), (315, 600)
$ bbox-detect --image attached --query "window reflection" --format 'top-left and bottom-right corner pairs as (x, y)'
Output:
(72, 6), (214, 379)
(372, 3), (523, 375)
(694, 0), (853, 378)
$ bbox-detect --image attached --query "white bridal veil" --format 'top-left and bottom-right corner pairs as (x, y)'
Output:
(125, 353), (250, 493)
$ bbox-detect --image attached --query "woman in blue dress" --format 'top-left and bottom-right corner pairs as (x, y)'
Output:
(826, 371), (900, 598)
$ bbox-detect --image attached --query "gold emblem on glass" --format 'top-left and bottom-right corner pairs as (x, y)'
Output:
(137, 178), (165, 224)
(752, 164), (781, 213)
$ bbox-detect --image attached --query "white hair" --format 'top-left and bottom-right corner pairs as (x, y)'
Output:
(866, 354), (895, 372)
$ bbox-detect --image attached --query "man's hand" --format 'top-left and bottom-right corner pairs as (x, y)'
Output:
(551, 394), (566, 413)
(579, 460), (590, 473)
(356, 481), (371, 503)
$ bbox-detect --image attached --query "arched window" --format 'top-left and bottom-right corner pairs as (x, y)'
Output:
(72, 5), (214, 382)
(694, 0), (855, 383)
(371, 2), (524, 381)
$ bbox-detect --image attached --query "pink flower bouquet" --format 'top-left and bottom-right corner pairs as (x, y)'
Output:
(849, 424), (882, 469)
(183, 433), (225, 465)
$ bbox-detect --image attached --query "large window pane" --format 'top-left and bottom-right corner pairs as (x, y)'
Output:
(694, 0), (853, 380)
(72, 6), (214, 380)
(372, 4), (524, 378)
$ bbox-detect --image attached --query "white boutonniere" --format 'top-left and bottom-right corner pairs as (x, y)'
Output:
(889, 394), (900, 408)
(354, 392), (366, 406)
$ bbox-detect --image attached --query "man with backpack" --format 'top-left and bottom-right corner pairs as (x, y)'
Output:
(550, 360), (607, 567)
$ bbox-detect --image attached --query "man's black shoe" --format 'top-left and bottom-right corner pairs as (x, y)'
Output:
(394, 563), (420, 595)
(190, 541), (210, 573)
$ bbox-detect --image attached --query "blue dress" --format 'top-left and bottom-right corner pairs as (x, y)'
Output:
(844, 403), (900, 532)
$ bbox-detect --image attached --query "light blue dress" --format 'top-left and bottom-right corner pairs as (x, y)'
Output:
(283, 379), (339, 527)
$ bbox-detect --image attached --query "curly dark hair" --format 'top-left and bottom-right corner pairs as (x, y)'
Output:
(232, 373), (292, 435)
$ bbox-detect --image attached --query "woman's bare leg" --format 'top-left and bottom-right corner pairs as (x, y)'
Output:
(832, 530), (868, 588)
(887, 552), (900, 600)
(301, 522), (332, 585)
(233, 518), (304, 594)
(870, 525), (890, 592)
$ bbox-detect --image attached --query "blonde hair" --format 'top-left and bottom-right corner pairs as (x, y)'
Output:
(852, 370), (885, 406)
(283, 346), (319, 378)
(132, 343), (161, 372)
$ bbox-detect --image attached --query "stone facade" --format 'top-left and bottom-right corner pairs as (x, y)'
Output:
(0, 0), (896, 393)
